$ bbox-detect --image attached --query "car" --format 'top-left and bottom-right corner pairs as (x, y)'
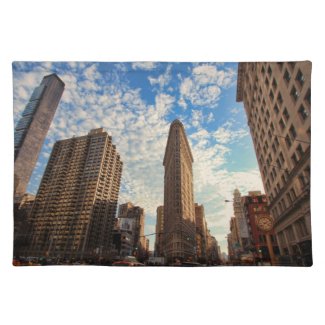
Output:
(112, 256), (144, 266)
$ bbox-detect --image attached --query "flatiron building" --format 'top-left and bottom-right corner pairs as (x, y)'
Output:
(163, 119), (196, 263)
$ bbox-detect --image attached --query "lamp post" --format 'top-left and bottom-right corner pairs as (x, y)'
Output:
(255, 214), (277, 266)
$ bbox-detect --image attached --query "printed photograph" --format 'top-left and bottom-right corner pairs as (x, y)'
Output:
(13, 61), (312, 266)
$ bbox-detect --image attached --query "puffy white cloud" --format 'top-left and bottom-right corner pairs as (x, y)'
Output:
(191, 109), (204, 128)
(230, 107), (240, 115)
(131, 62), (157, 70)
(179, 64), (236, 108)
(148, 64), (172, 90)
(213, 122), (249, 144)
(207, 112), (214, 123)
(83, 64), (100, 80)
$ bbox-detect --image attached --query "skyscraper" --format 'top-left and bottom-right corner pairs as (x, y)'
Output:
(163, 119), (196, 263)
(19, 128), (123, 260)
(14, 74), (65, 200)
(232, 189), (250, 252)
(236, 62), (312, 265)
(154, 205), (164, 256)
(195, 203), (208, 263)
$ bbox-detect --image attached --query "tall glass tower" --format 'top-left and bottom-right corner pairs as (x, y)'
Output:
(14, 74), (65, 199)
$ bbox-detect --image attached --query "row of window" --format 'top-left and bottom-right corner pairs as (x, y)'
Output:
(277, 217), (309, 249)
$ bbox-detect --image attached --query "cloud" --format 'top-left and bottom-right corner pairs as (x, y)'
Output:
(179, 64), (236, 108)
(207, 112), (214, 123)
(191, 109), (204, 128)
(148, 64), (172, 90)
(131, 62), (157, 70)
(230, 107), (240, 115)
(83, 64), (100, 80)
(213, 122), (249, 144)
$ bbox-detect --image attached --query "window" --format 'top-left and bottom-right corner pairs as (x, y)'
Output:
(270, 171), (274, 181)
(270, 122), (275, 133)
(276, 158), (281, 168)
(287, 193), (292, 204)
(277, 62), (284, 70)
(266, 110), (270, 120)
(281, 198), (286, 209)
(283, 107), (290, 121)
(279, 118), (286, 130)
(273, 167), (277, 178)
(279, 152), (285, 164)
(289, 125), (297, 140)
(288, 62), (296, 71)
(291, 86), (299, 102)
(298, 104), (309, 121)
(274, 104), (279, 115)
(261, 66), (265, 74)
(264, 117), (268, 126)
(285, 134), (292, 148)
(272, 143), (276, 154)
(268, 66), (272, 77)
(295, 218), (308, 237)
(305, 88), (311, 106)
(272, 78), (277, 90)
(277, 92), (283, 105)
(274, 136), (279, 148)
(291, 153), (298, 165)
(286, 226), (296, 242)
(265, 77), (269, 87)
(299, 174), (307, 188)
(284, 69), (291, 83)
(296, 144), (304, 159)
(269, 90), (274, 101)
(296, 69), (305, 87)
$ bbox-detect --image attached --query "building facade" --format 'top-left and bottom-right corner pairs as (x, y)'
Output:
(206, 230), (220, 265)
(163, 119), (196, 263)
(242, 191), (280, 263)
(154, 205), (164, 256)
(14, 74), (65, 200)
(228, 217), (241, 261)
(14, 193), (35, 256)
(195, 203), (208, 263)
(19, 128), (123, 260)
(237, 62), (312, 266)
(233, 189), (250, 252)
(117, 202), (146, 259)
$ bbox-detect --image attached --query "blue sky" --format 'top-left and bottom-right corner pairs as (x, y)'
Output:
(13, 62), (264, 253)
